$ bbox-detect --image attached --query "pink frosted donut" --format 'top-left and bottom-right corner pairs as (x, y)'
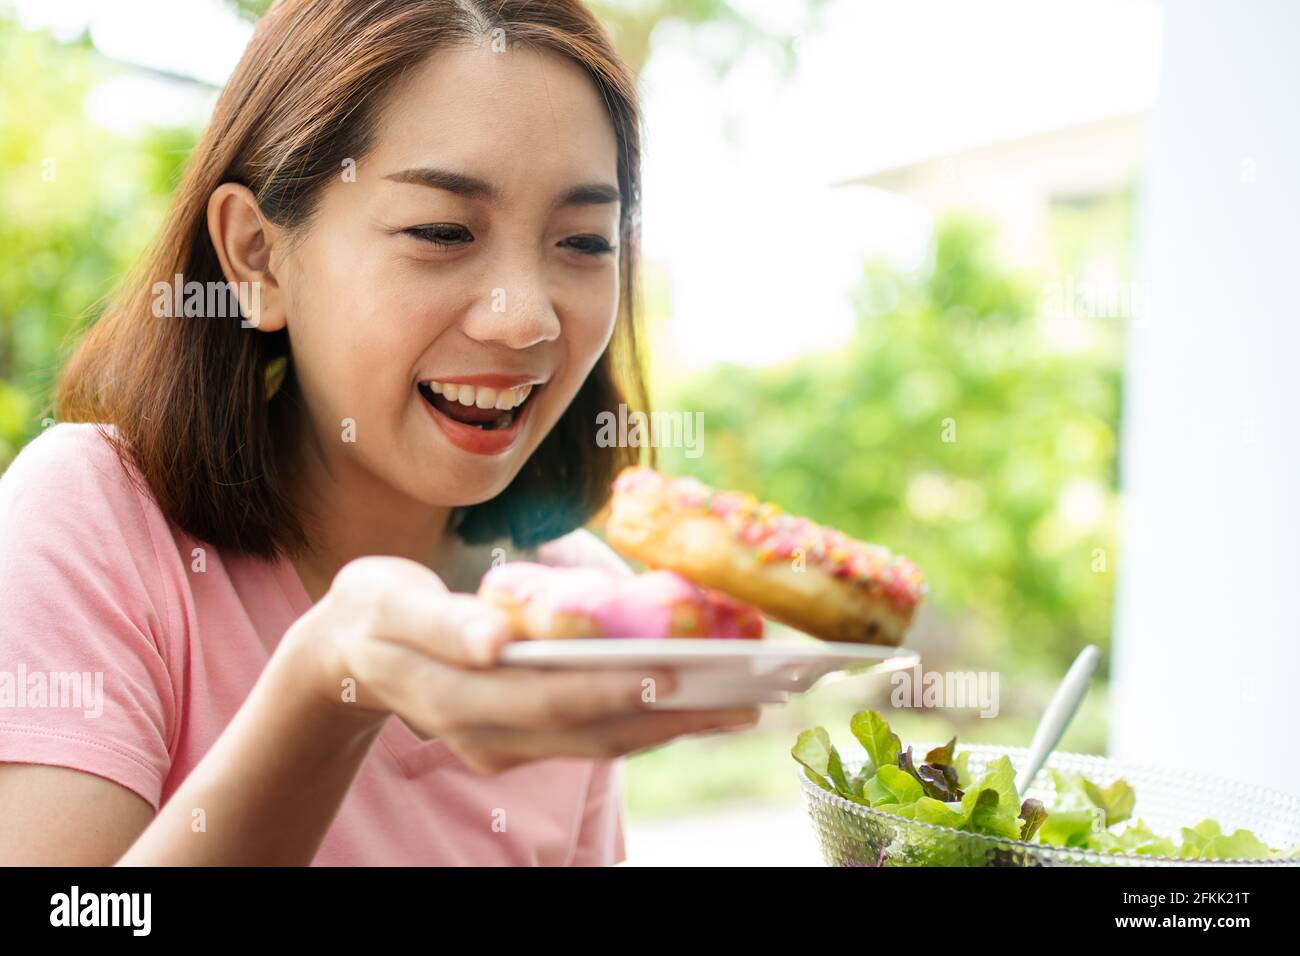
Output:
(478, 562), (764, 639)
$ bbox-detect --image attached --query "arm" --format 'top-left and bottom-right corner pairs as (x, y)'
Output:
(0, 615), (386, 866)
(3, 554), (756, 866)
(0, 765), (155, 866)
(0, 426), (385, 865)
(115, 613), (387, 865)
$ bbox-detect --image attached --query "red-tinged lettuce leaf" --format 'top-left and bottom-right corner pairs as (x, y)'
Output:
(1019, 799), (1048, 841)
(900, 744), (968, 802)
(918, 761), (963, 801)
(898, 746), (945, 799)
(898, 745), (923, 783)
(924, 737), (958, 767)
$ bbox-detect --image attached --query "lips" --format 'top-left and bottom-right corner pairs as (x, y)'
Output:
(419, 383), (520, 430)
(417, 379), (544, 455)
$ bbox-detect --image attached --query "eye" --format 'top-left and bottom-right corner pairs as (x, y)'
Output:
(559, 234), (615, 256)
(404, 223), (473, 248)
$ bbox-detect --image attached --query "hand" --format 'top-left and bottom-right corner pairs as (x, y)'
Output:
(281, 555), (759, 774)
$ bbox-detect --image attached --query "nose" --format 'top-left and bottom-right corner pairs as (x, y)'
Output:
(460, 263), (562, 350)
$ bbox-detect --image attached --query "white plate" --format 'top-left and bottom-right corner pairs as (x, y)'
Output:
(498, 638), (919, 709)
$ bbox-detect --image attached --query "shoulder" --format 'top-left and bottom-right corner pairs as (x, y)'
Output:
(2, 421), (137, 498)
(534, 527), (634, 577)
(0, 421), (169, 580)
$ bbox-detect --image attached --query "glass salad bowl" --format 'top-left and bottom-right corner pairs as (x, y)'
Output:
(799, 744), (1300, 867)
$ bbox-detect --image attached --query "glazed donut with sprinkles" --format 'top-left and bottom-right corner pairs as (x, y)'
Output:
(603, 466), (925, 645)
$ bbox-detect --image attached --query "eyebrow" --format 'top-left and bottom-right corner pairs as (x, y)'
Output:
(384, 167), (621, 210)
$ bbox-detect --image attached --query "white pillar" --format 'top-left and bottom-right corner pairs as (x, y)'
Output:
(1111, 0), (1300, 791)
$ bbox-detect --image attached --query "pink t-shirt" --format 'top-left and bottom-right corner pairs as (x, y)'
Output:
(0, 422), (625, 865)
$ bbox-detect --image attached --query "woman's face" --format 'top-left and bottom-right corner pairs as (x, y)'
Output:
(276, 41), (621, 509)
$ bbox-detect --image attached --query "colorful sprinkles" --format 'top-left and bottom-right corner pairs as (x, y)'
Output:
(612, 466), (927, 611)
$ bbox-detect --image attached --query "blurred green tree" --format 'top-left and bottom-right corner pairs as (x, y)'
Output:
(653, 217), (1123, 675)
(0, 17), (195, 464)
(226, 0), (830, 76)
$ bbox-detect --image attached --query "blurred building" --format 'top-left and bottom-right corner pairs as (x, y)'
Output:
(838, 111), (1143, 270)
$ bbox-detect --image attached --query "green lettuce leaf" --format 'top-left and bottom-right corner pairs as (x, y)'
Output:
(826, 744), (853, 796)
(1038, 808), (1105, 847)
(1082, 777), (1136, 827)
(912, 797), (967, 829)
(862, 772), (893, 806)
(850, 710), (900, 773)
(1093, 818), (1178, 857)
(954, 750), (972, 788)
(958, 756), (1024, 840)
(791, 727), (835, 794)
(1178, 819), (1274, 860)
(875, 764), (926, 805)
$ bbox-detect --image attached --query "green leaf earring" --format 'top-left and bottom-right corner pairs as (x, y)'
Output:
(265, 355), (288, 399)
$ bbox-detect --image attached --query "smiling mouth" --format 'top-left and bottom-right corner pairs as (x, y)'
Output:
(417, 380), (541, 431)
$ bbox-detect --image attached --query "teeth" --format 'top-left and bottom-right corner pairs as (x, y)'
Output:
(424, 381), (535, 410)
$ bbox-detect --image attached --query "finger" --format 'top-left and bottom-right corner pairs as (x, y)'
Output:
(332, 556), (508, 668)
(423, 663), (683, 729)
(449, 707), (763, 767)
(373, 588), (513, 668)
(353, 636), (682, 731)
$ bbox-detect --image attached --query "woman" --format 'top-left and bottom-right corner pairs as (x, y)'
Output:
(0, 0), (758, 866)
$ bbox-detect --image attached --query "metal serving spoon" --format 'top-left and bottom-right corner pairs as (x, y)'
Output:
(1014, 644), (1103, 796)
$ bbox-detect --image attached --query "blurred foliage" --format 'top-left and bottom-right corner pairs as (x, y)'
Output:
(652, 217), (1124, 680)
(0, 17), (195, 464)
(630, 217), (1125, 816)
(227, 0), (831, 76)
(586, 0), (830, 76)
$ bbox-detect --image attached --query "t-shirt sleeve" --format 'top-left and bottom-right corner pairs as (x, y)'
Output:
(569, 757), (628, 866)
(0, 424), (177, 812)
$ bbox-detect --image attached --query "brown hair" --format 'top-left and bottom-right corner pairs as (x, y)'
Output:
(54, 0), (652, 561)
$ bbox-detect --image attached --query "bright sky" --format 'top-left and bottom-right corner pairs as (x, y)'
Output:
(15, 0), (1163, 366)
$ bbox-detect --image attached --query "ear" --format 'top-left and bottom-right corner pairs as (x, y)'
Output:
(206, 183), (289, 333)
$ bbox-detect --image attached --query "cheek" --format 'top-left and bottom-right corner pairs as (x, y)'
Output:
(290, 244), (457, 398)
(569, 267), (621, 360)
